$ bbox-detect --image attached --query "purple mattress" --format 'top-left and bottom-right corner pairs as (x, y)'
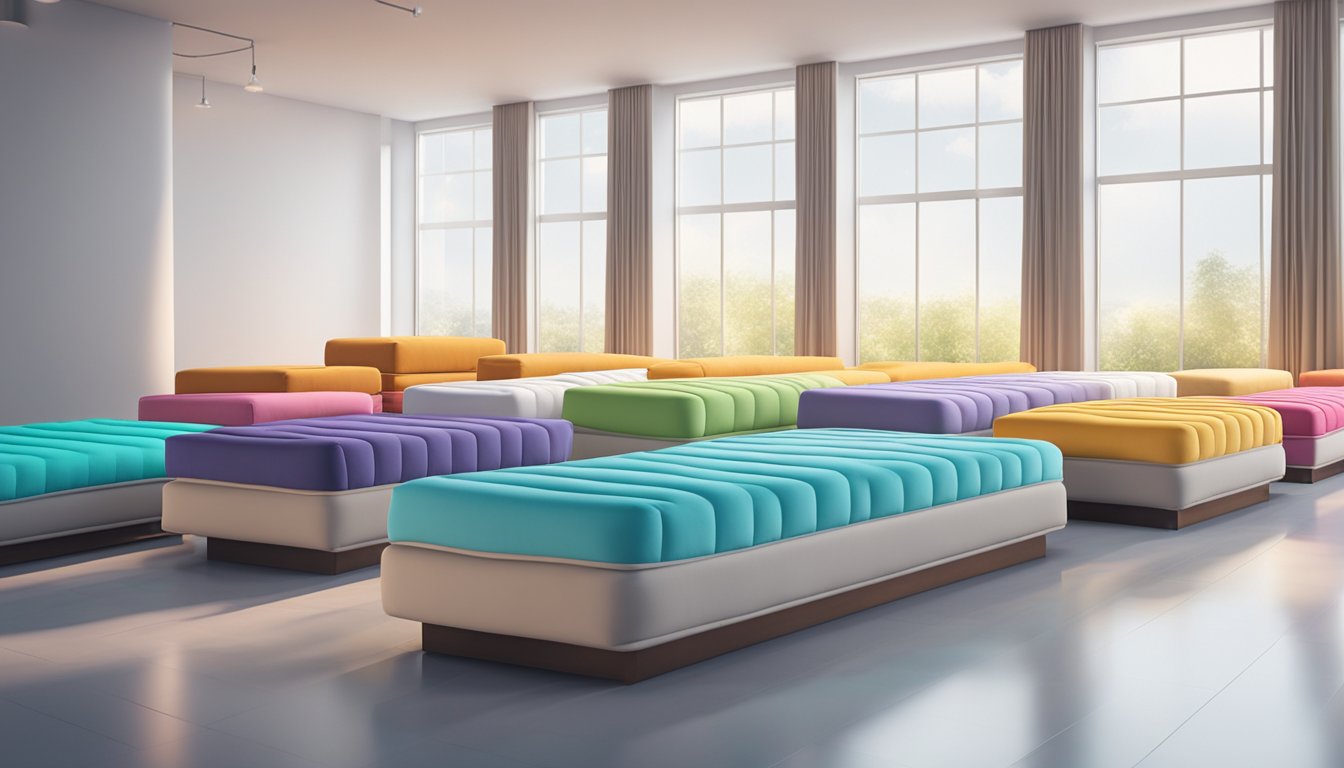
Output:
(796, 376), (1106, 434)
(164, 414), (573, 492)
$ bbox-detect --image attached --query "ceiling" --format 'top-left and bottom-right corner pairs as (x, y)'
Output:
(95, 0), (1257, 122)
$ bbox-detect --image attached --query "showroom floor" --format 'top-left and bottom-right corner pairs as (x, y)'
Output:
(1, 478), (1342, 768)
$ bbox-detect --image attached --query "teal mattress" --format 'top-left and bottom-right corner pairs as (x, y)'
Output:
(387, 428), (1064, 565)
(0, 419), (217, 502)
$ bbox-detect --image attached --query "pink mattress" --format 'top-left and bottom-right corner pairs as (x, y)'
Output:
(1230, 387), (1344, 466)
(138, 391), (381, 426)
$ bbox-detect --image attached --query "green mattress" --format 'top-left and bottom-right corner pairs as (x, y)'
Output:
(560, 373), (848, 439)
(387, 428), (1064, 565)
(0, 419), (217, 502)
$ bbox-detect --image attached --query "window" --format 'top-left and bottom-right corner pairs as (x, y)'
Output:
(676, 87), (795, 357)
(536, 108), (607, 352)
(1096, 28), (1272, 370)
(416, 125), (492, 336)
(856, 59), (1025, 364)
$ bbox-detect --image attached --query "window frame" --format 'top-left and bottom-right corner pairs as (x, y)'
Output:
(673, 83), (797, 358)
(852, 55), (1026, 364)
(1092, 24), (1273, 370)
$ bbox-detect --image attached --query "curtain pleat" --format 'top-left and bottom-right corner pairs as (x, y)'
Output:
(794, 62), (838, 356)
(1270, 0), (1342, 379)
(491, 101), (533, 353)
(605, 85), (653, 354)
(1020, 24), (1085, 371)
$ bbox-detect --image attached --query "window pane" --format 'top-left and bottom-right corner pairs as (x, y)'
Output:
(1184, 92), (1261, 169)
(774, 142), (795, 202)
(1263, 90), (1273, 164)
(1183, 176), (1263, 368)
(419, 173), (473, 223)
(540, 158), (580, 215)
(1098, 181), (1180, 371)
(774, 209), (795, 355)
(859, 134), (915, 197)
(582, 220), (606, 353)
(723, 91), (773, 145)
(473, 170), (490, 220)
(582, 156), (607, 213)
(474, 128), (492, 169)
(918, 67), (976, 128)
(582, 110), (607, 155)
(859, 76), (915, 134)
(1098, 40), (1181, 103)
(978, 122), (1022, 189)
(442, 130), (473, 172)
(678, 213), (721, 357)
(541, 113), (580, 158)
(918, 127), (975, 193)
(417, 229), (474, 336)
(979, 60), (1023, 122)
(538, 221), (581, 352)
(774, 90), (795, 141)
(420, 133), (446, 174)
(978, 196), (1022, 363)
(680, 98), (720, 149)
(918, 200), (977, 362)
(1263, 30), (1273, 86)
(473, 227), (492, 338)
(858, 203), (916, 363)
(679, 149), (720, 206)
(1184, 29), (1260, 95)
(723, 211), (774, 356)
(723, 144), (772, 204)
(1099, 101), (1180, 175)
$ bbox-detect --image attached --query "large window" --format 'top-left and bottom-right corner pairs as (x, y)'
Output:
(536, 108), (607, 352)
(1097, 28), (1272, 370)
(676, 87), (795, 357)
(856, 60), (1025, 364)
(417, 125), (492, 336)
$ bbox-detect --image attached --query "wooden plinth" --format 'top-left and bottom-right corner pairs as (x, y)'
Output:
(1067, 483), (1270, 530)
(1282, 461), (1344, 484)
(422, 535), (1047, 683)
(206, 538), (387, 575)
(0, 523), (175, 568)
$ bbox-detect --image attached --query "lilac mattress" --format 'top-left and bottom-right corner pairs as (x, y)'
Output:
(164, 415), (572, 492)
(796, 377), (1105, 434)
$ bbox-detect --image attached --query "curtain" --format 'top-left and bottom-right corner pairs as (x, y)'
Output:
(1020, 24), (1085, 371)
(604, 85), (653, 354)
(795, 61), (838, 356)
(1270, 0), (1342, 379)
(491, 101), (533, 353)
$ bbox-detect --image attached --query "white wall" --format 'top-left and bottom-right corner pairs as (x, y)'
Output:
(0, 0), (174, 424)
(173, 76), (383, 369)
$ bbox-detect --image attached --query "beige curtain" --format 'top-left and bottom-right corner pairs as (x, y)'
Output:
(604, 85), (653, 354)
(491, 101), (533, 353)
(1020, 24), (1085, 371)
(795, 62), (838, 356)
(1270, 0), (1342, 379)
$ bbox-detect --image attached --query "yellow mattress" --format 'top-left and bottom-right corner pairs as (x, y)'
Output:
(993, 398), (1283, 465)
(175, 365), (384, 395)
(1168, 368), (1294, 396)
(858, 361), (1037, 381)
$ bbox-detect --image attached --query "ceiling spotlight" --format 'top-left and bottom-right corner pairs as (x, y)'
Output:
(0, 0), (29, 29)
(195, 74), (212, 109)
(244, 66), (263, 93)
(33, 0), (61, 4)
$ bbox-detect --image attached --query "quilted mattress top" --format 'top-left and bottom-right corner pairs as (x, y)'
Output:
(994, 398), (1283, 465)
(402, 368), (648, 419)
(387, 428), (1063, 565)
(0, 419), (217, 502)
(797, 375), (1114, 433)
(165, 414), (572, 492)
(1228, 387), (1344, 437)
(560, 373), (849, 439)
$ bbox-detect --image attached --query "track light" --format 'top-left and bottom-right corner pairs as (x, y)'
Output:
(244, 66), (263, 93)
(0, 0), (29, 29)
(172, 22), (264, 96)
(376, 0), (422, 17)
(195, 74), (211, 109)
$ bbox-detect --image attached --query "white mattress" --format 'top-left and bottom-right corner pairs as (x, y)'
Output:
(381, 481), (1067, 651)
(402, 368), (648, 419)
(0, 480), (168, 547)
(1062, 444), (1285, 510)
(1020, 371), (1179, 398)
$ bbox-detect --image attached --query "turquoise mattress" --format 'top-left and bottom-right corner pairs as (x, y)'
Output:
(387, 428), (1064, 565)
(0, 419), (217, 502)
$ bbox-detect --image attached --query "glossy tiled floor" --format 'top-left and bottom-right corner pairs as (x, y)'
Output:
(3, 479), (1344, 768)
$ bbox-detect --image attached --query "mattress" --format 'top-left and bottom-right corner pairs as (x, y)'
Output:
(1168, 368), (1295, 396)
(0, 419), (216, 501)
(138, 391), (380, 426)
(403, 368), (648, 419)
(1224, 387), (1344, 468)
(164, 414), (573, 491)
(560, 373), (850, 440)
(387, 428), (1063, 565)
(1025, 371), (1178, 398)
(0, 479), (169, 548)
(1061, 445), (1286, 510)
